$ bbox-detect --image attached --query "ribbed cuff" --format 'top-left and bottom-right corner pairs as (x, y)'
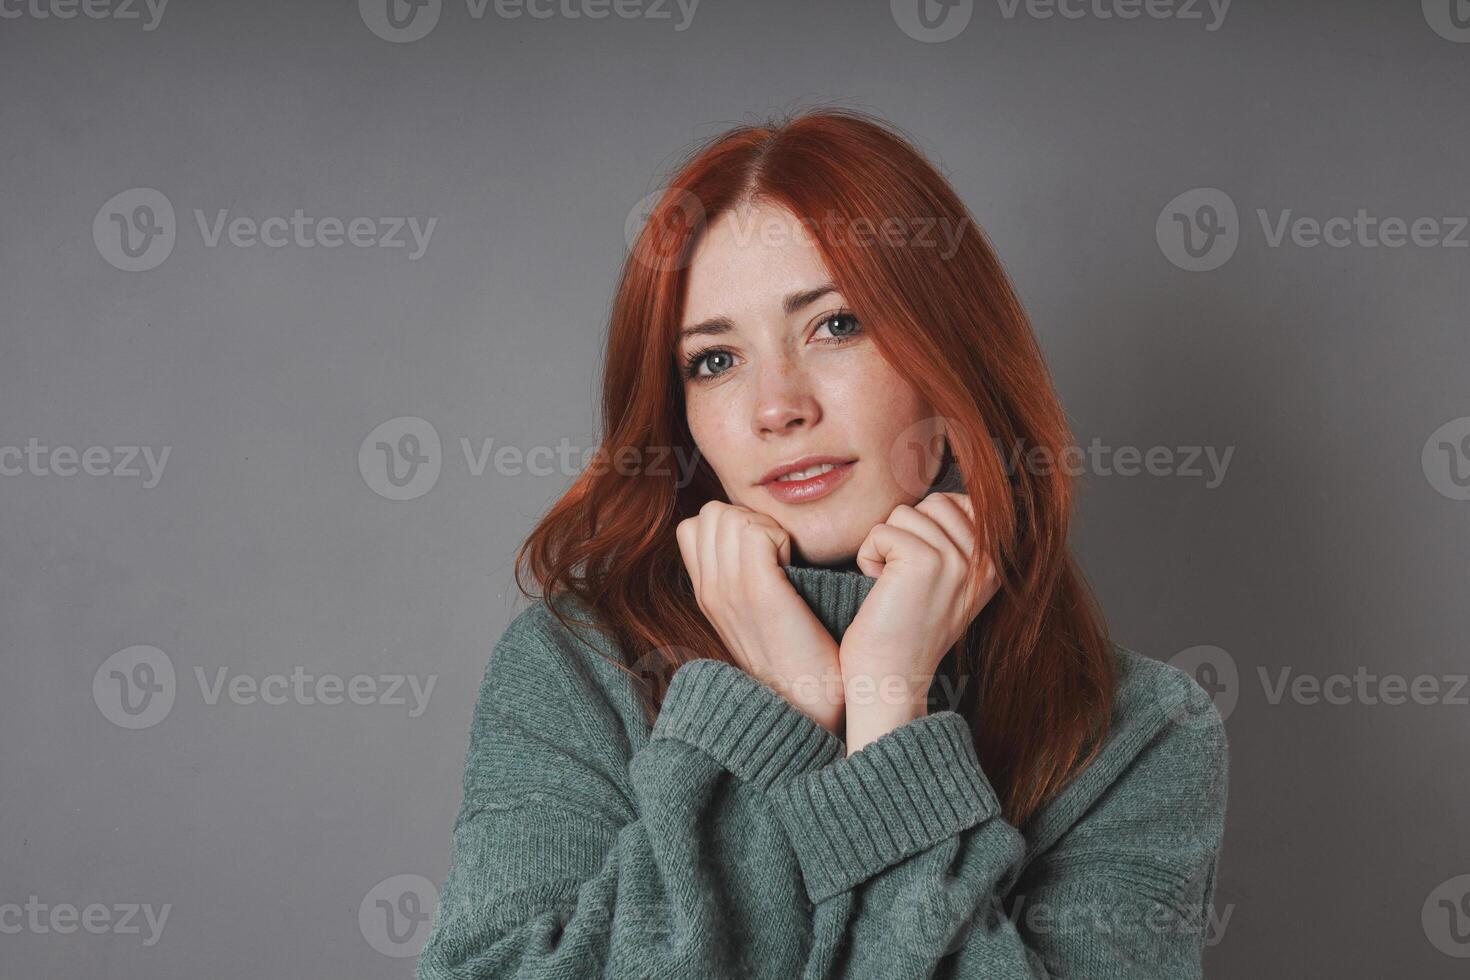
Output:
(650, 659), (845, 790)
(766, 710), (1001, 902)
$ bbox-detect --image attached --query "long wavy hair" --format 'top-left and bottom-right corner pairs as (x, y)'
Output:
(514, 107), (1115, 827)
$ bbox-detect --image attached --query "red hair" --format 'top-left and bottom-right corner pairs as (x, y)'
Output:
(515, 107), (1115, 827)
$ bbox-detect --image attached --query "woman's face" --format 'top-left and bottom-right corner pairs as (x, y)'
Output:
(678, 200), (945, 567)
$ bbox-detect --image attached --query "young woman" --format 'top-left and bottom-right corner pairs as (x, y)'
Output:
(417, 108), (1229, 979)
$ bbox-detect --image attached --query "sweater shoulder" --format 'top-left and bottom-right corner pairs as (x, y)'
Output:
(1018, 642), (1229, 860)
(1109, 642), (1229, 753)
(477, 594), (652, 759)
(490, 593), (628, 687)
(1102, 641), (1230, 792)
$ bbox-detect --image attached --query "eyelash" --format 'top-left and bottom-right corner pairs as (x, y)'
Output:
(681, 310), (863, 382)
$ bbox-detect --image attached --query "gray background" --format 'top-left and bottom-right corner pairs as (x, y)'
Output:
(3, 0), (1468, 976)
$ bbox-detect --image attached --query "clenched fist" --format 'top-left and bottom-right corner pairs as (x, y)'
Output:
(840, 492), (1001, 754)
(675, 501), (845, 736)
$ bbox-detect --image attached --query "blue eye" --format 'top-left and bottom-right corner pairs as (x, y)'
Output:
(683, 347), (734, 380)
(816, 311), (862, 339)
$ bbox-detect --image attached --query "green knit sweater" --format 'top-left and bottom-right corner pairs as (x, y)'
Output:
(417, 563), (1229, 979)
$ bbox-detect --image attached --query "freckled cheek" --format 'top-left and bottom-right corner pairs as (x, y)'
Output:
(684, 393), (747, 484)
(825, 363), (921, 434)
(826, 368), (934, 492)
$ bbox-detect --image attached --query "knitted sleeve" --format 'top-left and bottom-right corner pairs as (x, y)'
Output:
(763, 668), (1230, 979)
(415, 614), (843, 980)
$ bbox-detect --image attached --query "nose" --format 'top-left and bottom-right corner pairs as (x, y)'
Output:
(751, 357), (821, 436)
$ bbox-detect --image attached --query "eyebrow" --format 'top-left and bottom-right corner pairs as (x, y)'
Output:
(677, 283), (839, 342)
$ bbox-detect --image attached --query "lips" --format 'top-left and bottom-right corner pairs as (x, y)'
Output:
(759, 458), (856, 505)
(757, 455), (857, 486)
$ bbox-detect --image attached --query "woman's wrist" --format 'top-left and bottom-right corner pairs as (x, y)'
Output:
(844, 699), (928, 755)
(771, 665), (847, 737)
(839, 657), (931, 755)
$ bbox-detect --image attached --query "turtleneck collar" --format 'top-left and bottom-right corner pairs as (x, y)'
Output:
(780, 563), (877, 641)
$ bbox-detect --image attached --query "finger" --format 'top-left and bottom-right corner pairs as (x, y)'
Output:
(914, 492), (977, 558)
(922, 493), (997, 604)
(947, 492), (975, 519)
(738, 509), (793, 568)
(881, 503), (953, 562)
(743, 524), (796, 597)
(716, 504), (748, 601)
(697, 500), (725, 601)
(855, 521), (928, 577)
(943, 494), (997, 596)
(675, 517), (699, 592)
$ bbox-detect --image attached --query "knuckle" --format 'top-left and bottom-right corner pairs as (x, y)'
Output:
(915, 543), (944, 568)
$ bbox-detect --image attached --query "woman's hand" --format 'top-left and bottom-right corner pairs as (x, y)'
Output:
(839, 492), (1000, 755)
(675, 501), (846, 736)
